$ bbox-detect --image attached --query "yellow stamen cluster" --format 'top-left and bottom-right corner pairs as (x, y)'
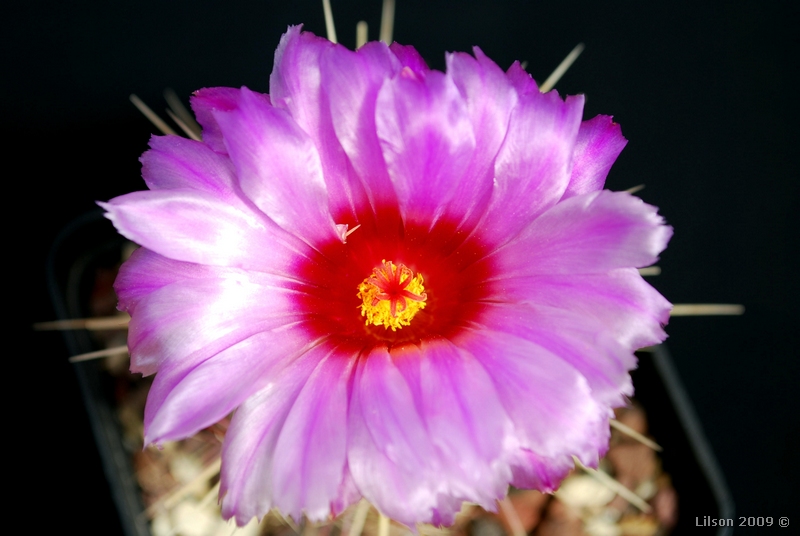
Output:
(357, 260), (427, 331)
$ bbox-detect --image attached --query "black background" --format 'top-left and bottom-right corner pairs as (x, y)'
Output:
(8, 0), (797, 531)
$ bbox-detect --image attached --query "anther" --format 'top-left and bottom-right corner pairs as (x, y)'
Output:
(357, 260), (427, 331)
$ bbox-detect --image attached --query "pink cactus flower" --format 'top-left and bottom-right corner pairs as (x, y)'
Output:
(102, 26), (672, 527)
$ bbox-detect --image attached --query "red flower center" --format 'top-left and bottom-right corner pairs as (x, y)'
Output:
(295, 206), (495, 352)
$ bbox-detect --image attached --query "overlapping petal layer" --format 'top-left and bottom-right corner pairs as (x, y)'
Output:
(106, 25), (671, 527)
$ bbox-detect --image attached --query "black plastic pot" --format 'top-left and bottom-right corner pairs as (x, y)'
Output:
(632, 346), (735, 535)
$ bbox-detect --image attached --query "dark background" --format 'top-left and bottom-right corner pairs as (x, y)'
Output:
(8, 0), (797, 531)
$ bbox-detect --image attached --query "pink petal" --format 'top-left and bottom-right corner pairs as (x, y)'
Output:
(212, 87), (340, 245)
(445, 48), (518, 231)
(322, 42), (400, 212)
(219, 347), (322, 525)
(140, 134), (237, 194)
(270, 26), (364, 221)
(347, 347), (441, 525)
(507, 449), (577, 492)
(389, 43), (429, 75)
(431, 498), (466, 527)
(190, 87), (241, 154)
(115, 248), (231, 315)
(455, 328), (609, 464)
(331, 464), (361, 517)
(144, 323), (316, 444)
(562, 115), (628, 199)
(375, 70), (478, 229)
(126, 273), (304, 376)
(100, 188), (314, 272)
(475, 303), (636, 407)
(479, 190), (672, 276)
(505, 61), (539, 96)
(479, 90), (585, 244)
(489, 268), (671, 352)
(270, 349), (356, 520)
(392, 340), (512, 506)
(270, 26), (333, 143)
